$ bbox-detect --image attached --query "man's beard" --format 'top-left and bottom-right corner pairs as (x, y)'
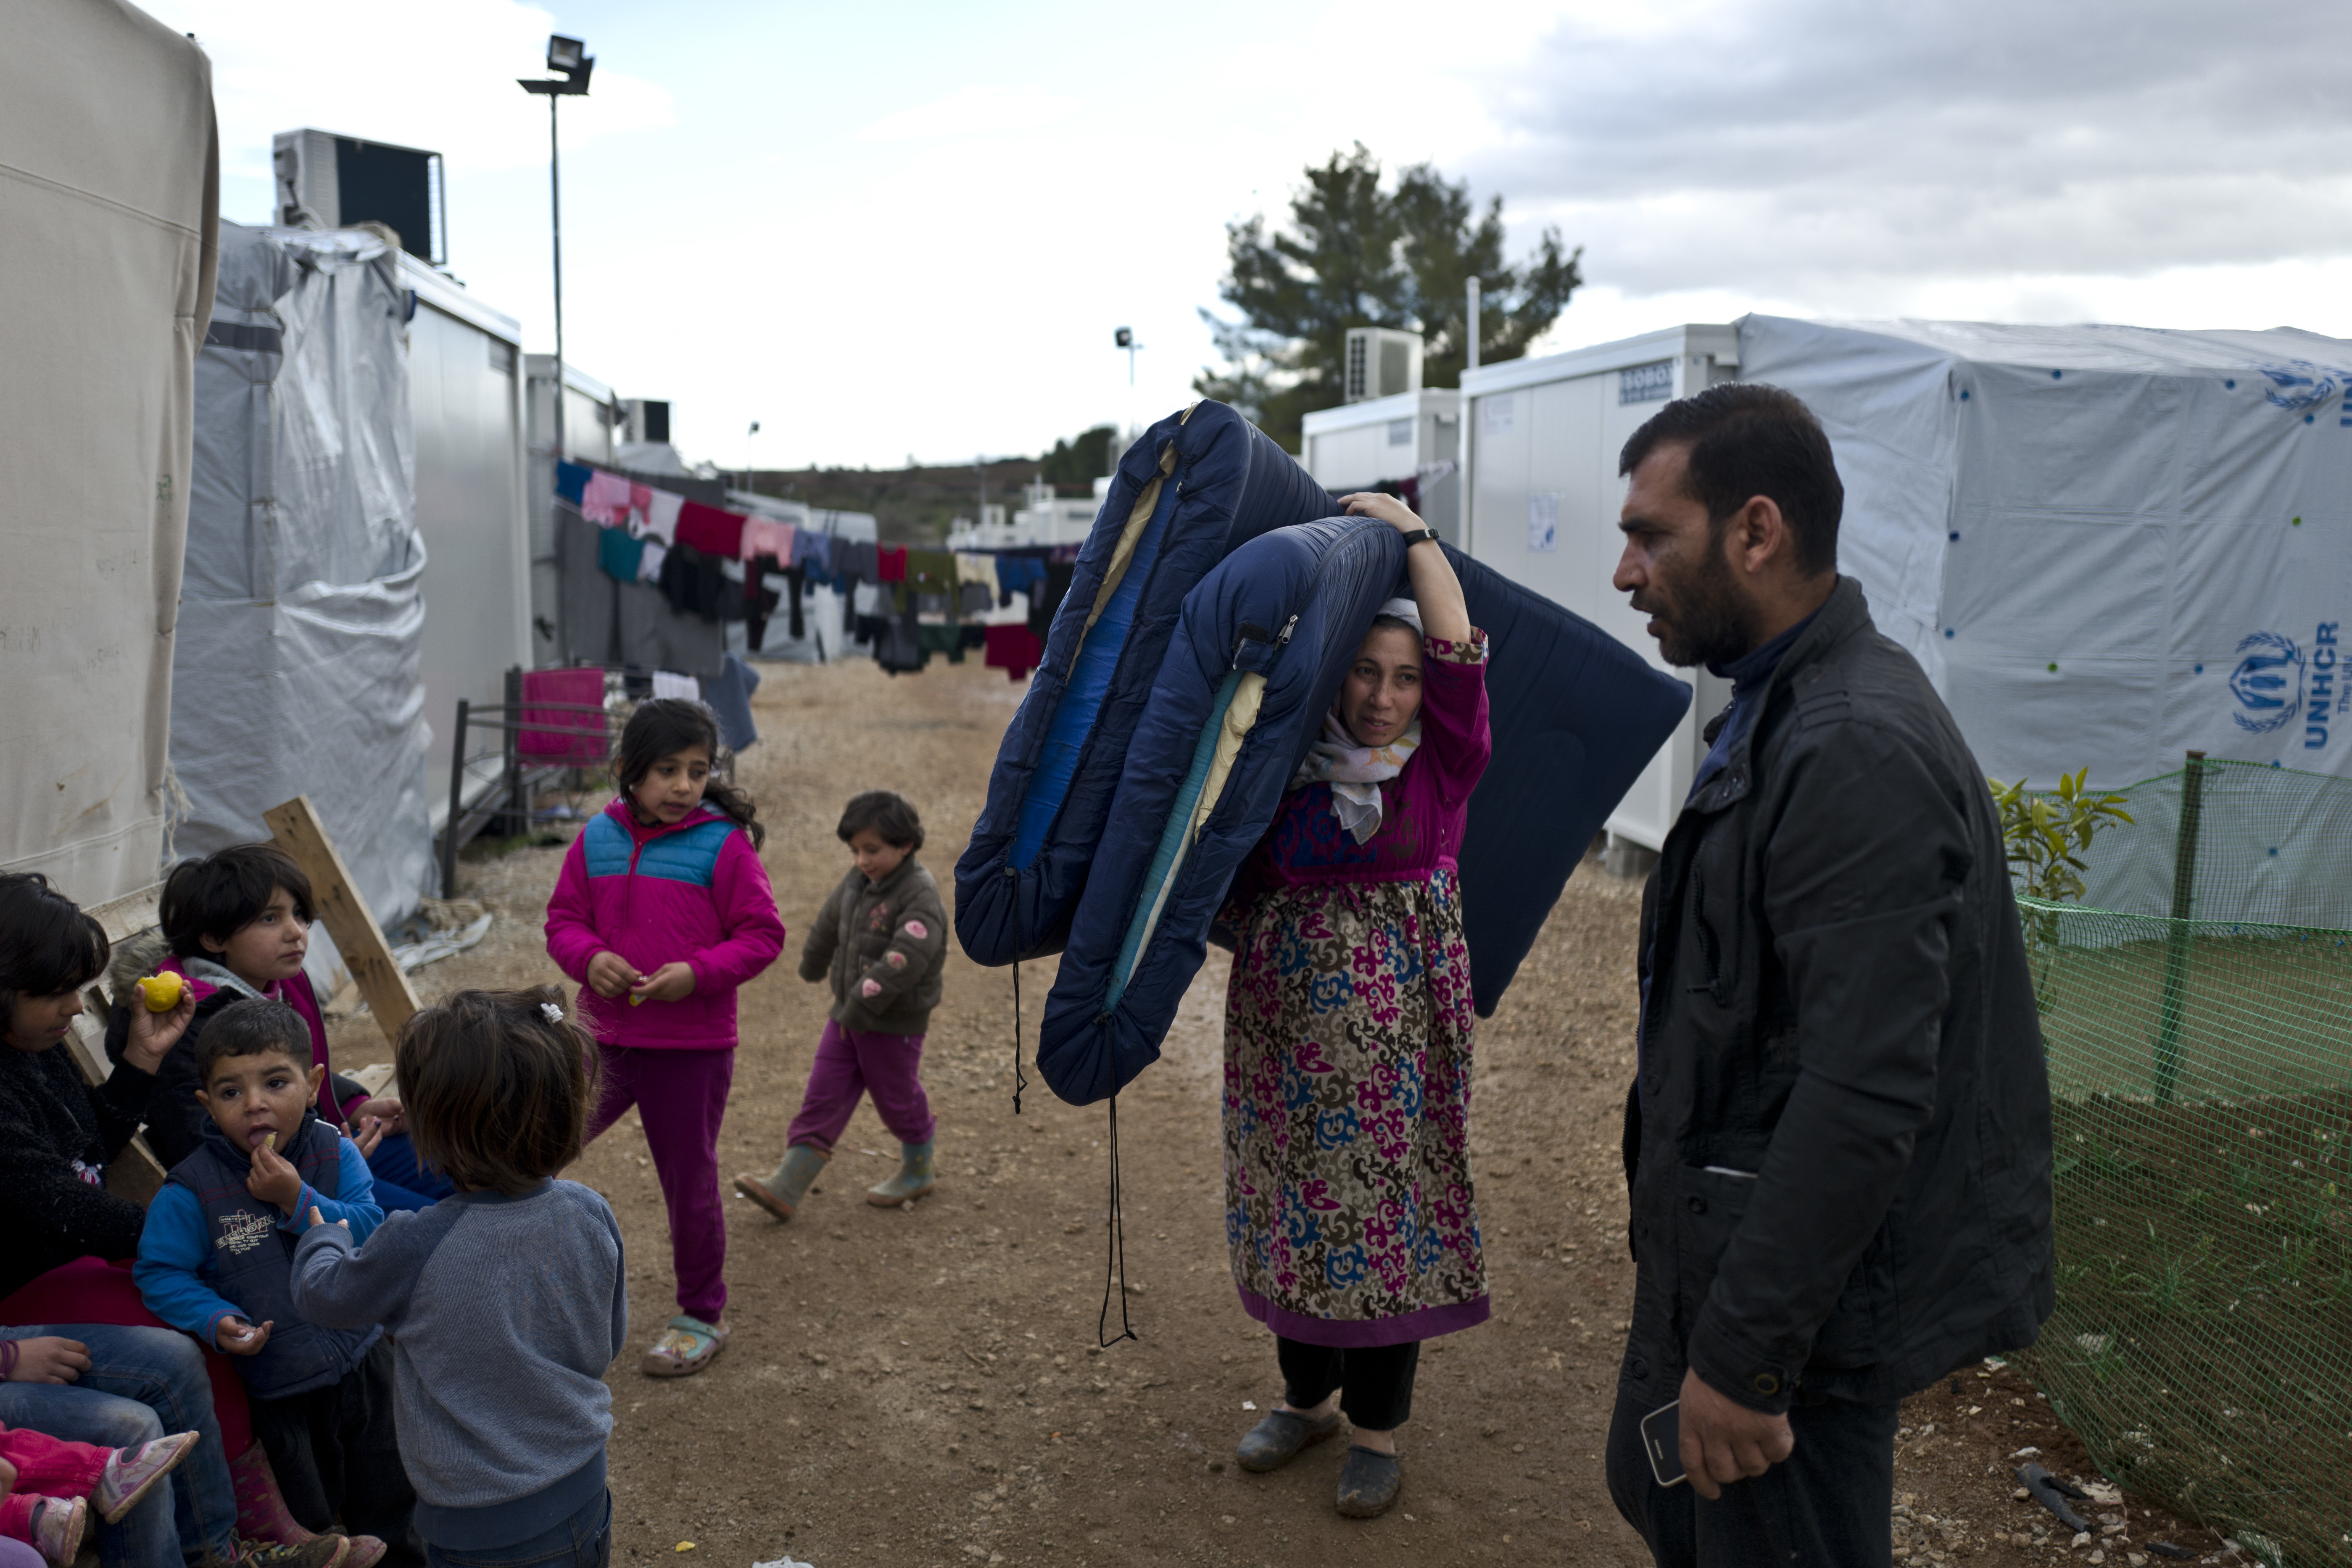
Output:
(1638, 538), (1757, 668)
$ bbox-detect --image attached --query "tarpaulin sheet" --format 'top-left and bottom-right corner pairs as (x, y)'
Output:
(0, 1), (218, 905)
(176, 223), (432, 932)
(1740, 315), (2352, 790)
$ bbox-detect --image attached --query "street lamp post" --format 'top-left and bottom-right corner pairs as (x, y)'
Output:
(521, 35), (593, 463)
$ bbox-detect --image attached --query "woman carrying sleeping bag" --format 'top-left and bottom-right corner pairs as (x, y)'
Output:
(1220, 494), (1490, 1522)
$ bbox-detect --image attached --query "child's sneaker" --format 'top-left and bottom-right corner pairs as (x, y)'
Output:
(95, 1429), (201, 1523)
(341, 1537), (388, 1568)
(29, 1497), (87, 1566)
(231, 1532), (353, 1568)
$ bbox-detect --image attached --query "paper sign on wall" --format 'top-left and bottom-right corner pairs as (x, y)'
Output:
(1483, 396), (1514, 435)
(1528, 493), (1558, 553)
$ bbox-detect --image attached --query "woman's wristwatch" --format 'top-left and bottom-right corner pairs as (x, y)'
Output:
(1399, 528), (1440, 548)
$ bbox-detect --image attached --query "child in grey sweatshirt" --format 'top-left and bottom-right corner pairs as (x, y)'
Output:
(290, 990), (625, 1568)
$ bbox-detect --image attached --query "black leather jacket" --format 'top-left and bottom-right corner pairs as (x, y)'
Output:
(1620, 577), (2053, 1415)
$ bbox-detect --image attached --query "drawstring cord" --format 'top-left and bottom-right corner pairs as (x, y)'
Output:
(1099, 1037), (1136, 1349)
(1004, 866), (1028, 1115)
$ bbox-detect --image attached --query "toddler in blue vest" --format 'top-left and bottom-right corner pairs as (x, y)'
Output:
(132, 999), (419, 1567)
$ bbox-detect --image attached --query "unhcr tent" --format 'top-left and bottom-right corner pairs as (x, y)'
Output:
(1740, 316), (2352, 788)
(178, 223), (433, 941)
(0, 2), (218, 907)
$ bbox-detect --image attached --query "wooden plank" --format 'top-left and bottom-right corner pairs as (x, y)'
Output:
(84, 881), (163, 943)
(105, 1137), (167, 1207)
(263, 795), (419, 1046)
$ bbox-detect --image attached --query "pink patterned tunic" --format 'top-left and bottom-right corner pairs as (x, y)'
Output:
(1218, 632), (1492, 1347)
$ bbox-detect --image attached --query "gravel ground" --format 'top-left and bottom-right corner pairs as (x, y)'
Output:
(342, 655), (2217, 1568)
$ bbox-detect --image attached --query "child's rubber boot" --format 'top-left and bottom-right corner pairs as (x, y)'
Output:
(867, 1140), (936, 1206)
(734, 1144), (828, 1222)
(227, 1441), (383, 1568)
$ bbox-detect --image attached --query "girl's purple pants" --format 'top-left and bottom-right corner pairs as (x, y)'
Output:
(786, 1020), (935, 1150)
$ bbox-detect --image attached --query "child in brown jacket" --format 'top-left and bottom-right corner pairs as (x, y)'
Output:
(735, 792), (946, 1218)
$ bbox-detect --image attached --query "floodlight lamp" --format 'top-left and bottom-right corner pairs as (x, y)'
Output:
(548, 34), (586, 71)
(1114, 327), (1134, 349)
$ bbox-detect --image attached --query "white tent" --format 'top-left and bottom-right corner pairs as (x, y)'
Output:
(0, 2), (218, 907)
(177, 223), (432, 945)
(1741, 315), (2352, 789)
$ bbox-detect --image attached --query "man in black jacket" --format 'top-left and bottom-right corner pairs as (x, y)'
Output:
(1602, 385), (2052, 1565)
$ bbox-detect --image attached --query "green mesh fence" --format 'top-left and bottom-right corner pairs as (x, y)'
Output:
(2008, 760), (2352, 1568)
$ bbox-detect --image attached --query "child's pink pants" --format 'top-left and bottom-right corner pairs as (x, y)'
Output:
(786, 1022), (935, 1150)
(0, 1423), (109, 1541)
(586, 1045), (733, 1324)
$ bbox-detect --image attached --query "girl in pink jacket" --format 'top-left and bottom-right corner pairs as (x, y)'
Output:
(545, 699), (786, 1378)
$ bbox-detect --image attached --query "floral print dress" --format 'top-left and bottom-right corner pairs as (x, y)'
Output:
(1219, 631), (1492, 1347)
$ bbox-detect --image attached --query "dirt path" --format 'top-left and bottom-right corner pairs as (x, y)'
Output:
(351, 656), (2227, 1568)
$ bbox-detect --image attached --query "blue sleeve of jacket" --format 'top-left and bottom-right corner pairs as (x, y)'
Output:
(133, 1184), (247, 1349)
(274, 1138), (388, 1246)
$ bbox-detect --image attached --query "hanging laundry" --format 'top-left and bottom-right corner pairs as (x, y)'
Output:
(556, 460), (591, 505)
(642, 489), (685, 545)
(517, 666), (609, 765)
(994, 554), (1047, 603)
(703, 653), (760, 752)
(651, 670), (700, 702)
(983, 622), (1044, 682)
(745, 555), (784, 648)
(597, 526), (644, 583)
(741, 517), (794, 563)
(916, 623), (967, 664)
(637, 539), (669, 583)
(955, 552), (996, 589)
(1028, 559), (1075, 639)
(958, 582), (993, 617)
(906, 548), (957, 595)
(658, 540), (733, 622)
(582, 470), (635, 525)
(877, 545), (907, 582)
(676, 500), (746, 559)
(844, 540), (878, 585)
(875, 610), (924, 675)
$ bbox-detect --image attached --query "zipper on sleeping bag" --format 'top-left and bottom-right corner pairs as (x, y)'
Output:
(1098, 517), (1381, 1017)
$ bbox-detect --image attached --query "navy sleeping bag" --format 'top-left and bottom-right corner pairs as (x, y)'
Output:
(955, 401), (1334, 966)
(1033, 534), (1692, 1106)
(1035, 517), (1404, 1104)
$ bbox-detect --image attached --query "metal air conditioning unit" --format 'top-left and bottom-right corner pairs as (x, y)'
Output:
(1343, 327), (1424, 404)
(272, 129), (447, 265)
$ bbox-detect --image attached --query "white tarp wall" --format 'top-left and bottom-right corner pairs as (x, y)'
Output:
(177, 223), (432, 941)
(1740, 316), (2352, 790)
(1, 3), (218, 906)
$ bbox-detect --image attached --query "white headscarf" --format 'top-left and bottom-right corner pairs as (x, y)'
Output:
(1288, 599), (1425, 843)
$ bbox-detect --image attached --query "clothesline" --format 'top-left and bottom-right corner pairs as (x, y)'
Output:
(556, 460), (1079, 676)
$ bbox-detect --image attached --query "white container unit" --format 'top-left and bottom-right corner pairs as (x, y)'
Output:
(1461, 325), (1737, 850)
(1300, 389), (1463, 542)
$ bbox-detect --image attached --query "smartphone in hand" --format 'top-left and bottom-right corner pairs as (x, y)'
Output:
(1641, 1399), (1686, 1488)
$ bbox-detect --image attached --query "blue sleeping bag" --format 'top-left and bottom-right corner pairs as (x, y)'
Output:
(955, 401), (1334, 966)
(1033, 534), (1693, 1106)
(1036, 517), (1404, 1104)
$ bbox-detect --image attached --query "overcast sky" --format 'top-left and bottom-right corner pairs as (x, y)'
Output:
(159, 0), (2348, 471)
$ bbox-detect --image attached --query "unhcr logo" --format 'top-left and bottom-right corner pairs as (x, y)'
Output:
(2229, 632), (2301, 734)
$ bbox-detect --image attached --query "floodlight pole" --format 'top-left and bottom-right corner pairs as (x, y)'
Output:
(548, 92), (565, 461)
(522, 38), (593, 466)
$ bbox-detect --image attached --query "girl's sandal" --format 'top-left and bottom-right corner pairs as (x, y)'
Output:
(641, 1315), (728, 1378)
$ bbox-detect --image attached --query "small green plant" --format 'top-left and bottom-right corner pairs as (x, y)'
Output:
(1990, 767), (2135, 903)
(1991, 769), (2132, 1007)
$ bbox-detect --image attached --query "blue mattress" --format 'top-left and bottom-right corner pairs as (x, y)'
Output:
(1033, 534), (1693, 1106)
(954, 401), (1334, 966)
(1036, 517), (1404, 1104)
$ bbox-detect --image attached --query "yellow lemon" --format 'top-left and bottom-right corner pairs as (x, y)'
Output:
(135, 973), (185, 1012)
